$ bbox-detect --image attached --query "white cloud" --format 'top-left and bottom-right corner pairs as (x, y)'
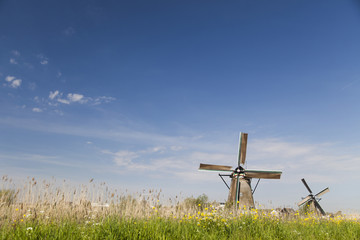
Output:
(5, 75), (21, 88)
(57, 98), (70, 104)
(5, 76), (15, 82)
(10, 79), (22, 88)
(49, 90), (60, 100)
(37, 54), (49, 65)
(32, 108), (43, 113)
(10, 58), (18, 64)
(67, 93), (85, 103)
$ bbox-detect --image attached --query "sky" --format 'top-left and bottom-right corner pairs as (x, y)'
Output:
(1, 0), (360, 213)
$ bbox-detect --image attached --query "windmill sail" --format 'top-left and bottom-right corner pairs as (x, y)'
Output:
(238, 132), (248, 165)
(244, 169), (282, 179)
(199, 163), (233, 172)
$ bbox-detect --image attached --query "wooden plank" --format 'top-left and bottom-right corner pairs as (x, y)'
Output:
(238, 132), (248, 165)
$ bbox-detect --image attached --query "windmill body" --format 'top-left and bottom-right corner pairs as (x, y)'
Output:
(199, 132), (282, 208)
(228, 177), (254, 207)
(298, 178), (329, 215)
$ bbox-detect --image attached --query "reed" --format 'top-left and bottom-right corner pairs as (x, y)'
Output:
(1, 176), (359, 239)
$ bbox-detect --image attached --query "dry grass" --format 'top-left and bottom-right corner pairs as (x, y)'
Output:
(1, 175), (360, 240)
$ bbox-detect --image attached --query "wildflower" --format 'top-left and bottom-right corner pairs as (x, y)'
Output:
(26, 227), (33, 231)
(15, 208), (19, 211)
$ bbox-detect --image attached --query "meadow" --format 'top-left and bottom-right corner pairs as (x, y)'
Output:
(1, 176), (360, 239)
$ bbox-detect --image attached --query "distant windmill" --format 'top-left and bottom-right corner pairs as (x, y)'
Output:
(199, 132), (282, 208)
(298, 178), (329, 215)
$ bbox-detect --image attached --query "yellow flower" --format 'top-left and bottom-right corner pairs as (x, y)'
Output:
(15, 208), (19, 211)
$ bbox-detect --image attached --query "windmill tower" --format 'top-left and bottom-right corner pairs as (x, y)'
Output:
(298, 178), (329, 215)
(199, 132), (282, 208)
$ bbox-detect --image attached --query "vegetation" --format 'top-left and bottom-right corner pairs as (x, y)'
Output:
(1, 176), (360, 239)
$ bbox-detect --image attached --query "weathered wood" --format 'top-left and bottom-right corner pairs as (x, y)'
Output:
(244, 170), (282, 179)
(227, 176), (255, 208)
(238, 133), (248, 165)
(199, 163), (233, 171)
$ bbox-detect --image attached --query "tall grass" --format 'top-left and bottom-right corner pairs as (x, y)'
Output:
(1, 175), (360, 239)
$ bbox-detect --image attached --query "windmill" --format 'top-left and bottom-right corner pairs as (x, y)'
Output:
(198, 132), (282, 208)
(298, 178), (329, 215)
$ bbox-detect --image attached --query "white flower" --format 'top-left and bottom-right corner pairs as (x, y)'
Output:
(26, 227), (33, 231)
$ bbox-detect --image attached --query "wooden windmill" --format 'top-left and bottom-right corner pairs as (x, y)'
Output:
(298, 178), (329, 215)
(199, 132), (282, 208)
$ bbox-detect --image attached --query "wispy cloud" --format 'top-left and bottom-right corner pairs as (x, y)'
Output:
(10, 58), (18, 64)
(32, 107), (43, 113)
(93, 96), (116, 105)
(49, 90), (60, 100)
(48, 90), (114, 106)
(37, 54), (49, 65)
(0, 153), (83, 168)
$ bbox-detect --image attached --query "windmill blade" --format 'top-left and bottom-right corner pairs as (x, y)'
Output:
(297, 195), (311, 206)
(301, 178), (313, 194)
(315, 187), (329, 198)
(238, 132), (248, 166)
(313, 199), (326, 215)
(244, 169), (282, 179)
(199, 163), (233, 172)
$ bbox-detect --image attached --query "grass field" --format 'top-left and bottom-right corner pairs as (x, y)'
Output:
(1, 176), (360, 239)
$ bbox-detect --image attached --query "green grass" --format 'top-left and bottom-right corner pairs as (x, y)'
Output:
(2, 212), (360, 239)
(1, 177), (360, 239)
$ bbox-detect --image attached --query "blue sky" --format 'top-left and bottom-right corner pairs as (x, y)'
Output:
(1, 0), (360, 212)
